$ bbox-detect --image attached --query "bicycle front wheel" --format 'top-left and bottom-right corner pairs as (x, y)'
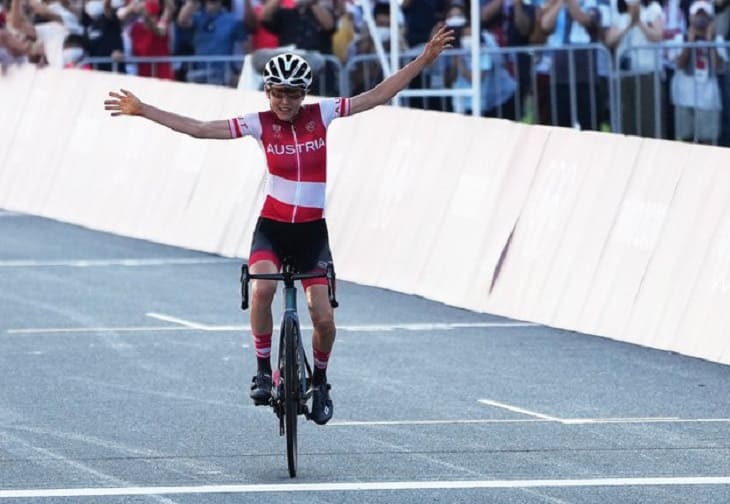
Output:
(283, 317), (299, 478)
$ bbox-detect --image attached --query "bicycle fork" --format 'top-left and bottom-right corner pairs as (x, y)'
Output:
(274, 287), (313, 427)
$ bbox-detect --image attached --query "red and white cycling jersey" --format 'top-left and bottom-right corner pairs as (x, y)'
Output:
(228, 97), (352, 223)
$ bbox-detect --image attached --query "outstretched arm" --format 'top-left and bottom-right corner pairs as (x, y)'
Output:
(349, 26), (454, 115)
(104, 89), (232, 139)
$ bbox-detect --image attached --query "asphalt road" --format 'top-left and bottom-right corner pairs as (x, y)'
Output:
(1, 210), (729, 503)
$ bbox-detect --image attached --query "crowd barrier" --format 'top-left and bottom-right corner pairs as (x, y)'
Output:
(2, 65), (729, 365)
(80, 53), (345, 98)
(80, 41), (730, 146)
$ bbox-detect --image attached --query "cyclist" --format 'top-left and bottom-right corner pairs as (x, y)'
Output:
(104, 26), (454, 425)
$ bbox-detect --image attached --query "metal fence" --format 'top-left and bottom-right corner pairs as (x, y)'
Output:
(80, 53), (344, 97)
(346, 43), (616, 132)
(81, 40), (730, 146)
(615, 41), (730, 145)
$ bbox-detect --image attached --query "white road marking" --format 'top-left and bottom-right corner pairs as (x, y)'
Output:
(0, 258), (235, 268)
(2, 476), (730, 498)
(329, 417), (730, 427)
(329, 419), (546, 426)
(6, 326), (196, 334)
(145, 313), (210, 330)
(479, 399), (562, 422)
(477, 400), (713, 425)
(560, 417), (681, 425)
(6, 320), (538, 335)
(335, 322), (538, 331)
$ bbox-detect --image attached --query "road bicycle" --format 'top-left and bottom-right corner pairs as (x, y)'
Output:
(240, 259), (338, 477)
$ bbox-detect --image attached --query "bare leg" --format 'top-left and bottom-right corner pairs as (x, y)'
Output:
(250, 260), (277, 370)
(307, 284), (335, 382)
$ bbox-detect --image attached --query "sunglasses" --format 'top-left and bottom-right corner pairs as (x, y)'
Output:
(268, 87), (306, 100)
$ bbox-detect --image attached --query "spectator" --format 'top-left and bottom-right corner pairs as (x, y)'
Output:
(9, 0), (64, 67)
(129, 0), (174, 78)
(260, 0), (335, 52)
(30, 0), (84, 35)
(177, 0), (247, 85)
(61, 31), (89, 66)
(0, 24), (46, 71)
(249, 0), (279, 50)
(355, 1), (407, 55)
(524, 0), (556, 124)
(447, 15), (517, 117)
(170, 0), (193, 79)
(605, 0), (666, 137)
(671, 0), (727, 143)
(402, 0), (446, 48)
(349, 1), (408, 94)
(480, 0), (507, 44)
(404, 1), (451, 110)
(506, 0), (538, 119)
(331, 0), (355, 62)
(260, 0), (337, 92)
(541, 0), (607, 129)
(82, 0), (125, 72)
(476, 0), (539, 119)
(230, 0), (257, 31)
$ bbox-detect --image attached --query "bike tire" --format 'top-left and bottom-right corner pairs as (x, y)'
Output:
(284, 317), (299, 478)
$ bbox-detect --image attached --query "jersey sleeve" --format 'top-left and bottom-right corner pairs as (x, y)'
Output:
(318, 98), (352, 128)
(228, 112), (262, 140)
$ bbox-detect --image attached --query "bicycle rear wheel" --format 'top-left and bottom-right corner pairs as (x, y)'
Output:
(283, 317), (299, 478)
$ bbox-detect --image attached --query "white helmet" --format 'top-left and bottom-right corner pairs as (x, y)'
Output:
(262, 53), (313, 90)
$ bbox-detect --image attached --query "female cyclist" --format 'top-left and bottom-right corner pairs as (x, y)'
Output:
(104, 26), (454, 425)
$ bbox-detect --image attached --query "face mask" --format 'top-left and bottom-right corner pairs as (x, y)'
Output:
(375, 26), (390, 41)
(460, 36), (473, 47)
(445, 15), (466, 28)
(84, 0), (104, 19)
(63, 47), (84, 66)
(111, 0), (125, 9)
(693, 14), (711, 30)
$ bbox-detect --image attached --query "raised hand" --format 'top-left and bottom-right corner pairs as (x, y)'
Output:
(421, 25), (455, 66)
(104, 89), (143, 117)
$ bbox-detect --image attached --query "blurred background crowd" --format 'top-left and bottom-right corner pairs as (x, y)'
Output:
(2, 0), (729, 145)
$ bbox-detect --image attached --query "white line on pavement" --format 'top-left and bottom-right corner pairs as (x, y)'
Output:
(477, 399), (720, 425)
(560, 417), (681, 425)
(329, 419), (546, 426)
(329, 417), (730, 427)
(478, 399), (562, 422)
(0, 258), (236, 268)
(6, 326), (194, 334)
(2, 476), (730, 498)
(145, 312), (210, 330)
(6, 320), (538, 335)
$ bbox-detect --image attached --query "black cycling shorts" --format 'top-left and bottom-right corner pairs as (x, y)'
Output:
(249, 217), (333, 287)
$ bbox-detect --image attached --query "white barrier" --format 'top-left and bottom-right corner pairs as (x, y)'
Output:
(2, 65), (729, 365)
